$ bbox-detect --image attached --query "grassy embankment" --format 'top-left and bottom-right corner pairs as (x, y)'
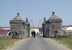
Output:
(53, 36), (72, 50)
(0, 39), (21, 50)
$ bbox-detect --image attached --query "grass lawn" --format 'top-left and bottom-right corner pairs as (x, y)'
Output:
(0, 39), (21, 50)
(53, 36), (72, 50)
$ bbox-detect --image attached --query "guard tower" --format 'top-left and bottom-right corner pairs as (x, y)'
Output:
(42, 12), (62, 38)
(10, 13), (26, 38)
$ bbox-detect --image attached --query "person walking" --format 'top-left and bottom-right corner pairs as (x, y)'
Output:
(33, 31), (36, 37)
(31, 31), (36, 38)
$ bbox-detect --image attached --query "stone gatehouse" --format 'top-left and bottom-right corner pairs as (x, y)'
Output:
(10, 13), (30, 39)
(42, 12), (62, 38)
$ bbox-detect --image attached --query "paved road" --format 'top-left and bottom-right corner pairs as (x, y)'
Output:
(6, 35), (70, 50)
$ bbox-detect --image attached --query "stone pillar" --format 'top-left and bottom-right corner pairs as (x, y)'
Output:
(25, 18), (30, 37)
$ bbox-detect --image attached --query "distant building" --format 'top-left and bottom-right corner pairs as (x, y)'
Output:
(62, 26), (72, 36)
(0, 27), (10, 35)
(30, 28), (40, 33)
(42, 12), (62, 38)
(10, 13), (30, 39)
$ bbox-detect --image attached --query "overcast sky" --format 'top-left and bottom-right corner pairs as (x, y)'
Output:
(0, 0), (72, 27)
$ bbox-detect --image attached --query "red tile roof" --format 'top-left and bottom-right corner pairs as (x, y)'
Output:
(0, 30), (10, 35)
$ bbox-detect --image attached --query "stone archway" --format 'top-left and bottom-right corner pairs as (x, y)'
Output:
(8, 32), (19, 39)
(12, 32), (19, 39)
(54, 31), (58, 38)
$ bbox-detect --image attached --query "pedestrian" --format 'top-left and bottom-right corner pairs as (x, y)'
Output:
(33, 31), (36, 37)
(31, 31), (36, 38)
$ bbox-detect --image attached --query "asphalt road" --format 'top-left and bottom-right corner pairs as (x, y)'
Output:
(6, 35), (70, 50)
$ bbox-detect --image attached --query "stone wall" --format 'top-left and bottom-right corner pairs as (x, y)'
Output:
(0, 35), (9, 39)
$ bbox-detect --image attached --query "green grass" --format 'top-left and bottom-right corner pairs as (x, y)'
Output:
(0, 39), (20, 50)
(53, 36), (72, 50)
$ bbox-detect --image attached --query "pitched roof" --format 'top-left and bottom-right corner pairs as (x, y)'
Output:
(12, 13), (24, 21)
(49, 12), (61, 20)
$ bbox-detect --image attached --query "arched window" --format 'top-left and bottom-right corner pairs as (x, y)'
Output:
(55, 31), (57, 33)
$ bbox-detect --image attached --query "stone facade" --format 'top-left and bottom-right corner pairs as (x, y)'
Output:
(25, 18), (30, 37)
(42, 12), (62, 38)
(10, 13), (30, 39)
